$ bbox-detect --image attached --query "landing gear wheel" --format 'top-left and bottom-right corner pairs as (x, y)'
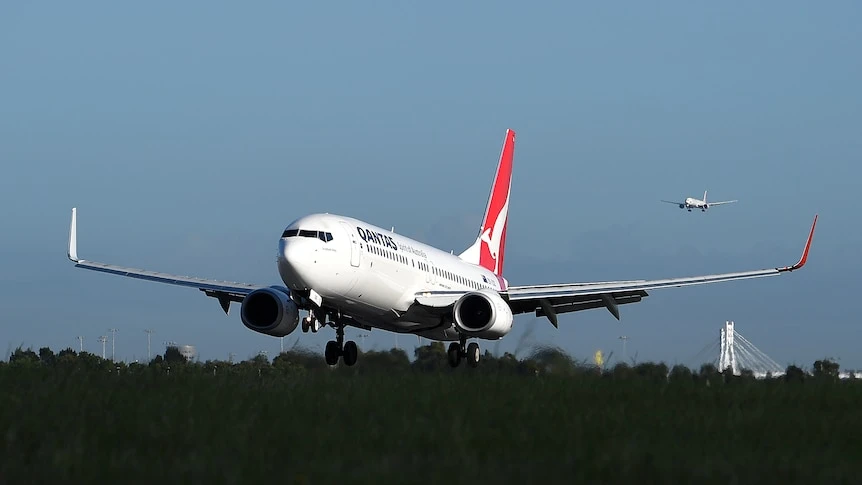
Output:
(343, 341), (358, 366)
(466, 342), (480, 368)
(324, 340), (340, 366)
(447, 342), (461, 368)
(301, 316), (310, 333)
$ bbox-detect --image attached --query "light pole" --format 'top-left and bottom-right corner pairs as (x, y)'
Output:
(97, 336), (107, 359)
(357, 333), (369, 350)
(619, 335), (629, 362)
(144, 329), (155, 361)
(108, 328), (119, 361)
(75, 336), (84, 352)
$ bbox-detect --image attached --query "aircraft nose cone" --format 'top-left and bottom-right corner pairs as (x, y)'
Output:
(281, 240), (308, 265)
(278, 239), (313, 289)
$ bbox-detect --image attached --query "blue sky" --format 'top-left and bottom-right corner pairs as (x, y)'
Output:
(2, 1), (860, 368)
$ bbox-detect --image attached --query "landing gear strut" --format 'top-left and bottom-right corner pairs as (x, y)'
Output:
(448, 334), (480, 368)
(301, 312), (322, 333)
(324, 321), (358, 366)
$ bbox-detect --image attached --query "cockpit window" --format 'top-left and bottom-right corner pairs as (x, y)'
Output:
(282, 228), (334, 242)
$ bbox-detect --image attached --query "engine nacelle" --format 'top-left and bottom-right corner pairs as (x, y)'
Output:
(453, 288), (514, 340)
(240, 287), (300, 337)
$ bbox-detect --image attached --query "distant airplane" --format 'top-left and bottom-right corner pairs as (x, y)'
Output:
(661, 190), (737, 212)
(66, 130), (817, 369)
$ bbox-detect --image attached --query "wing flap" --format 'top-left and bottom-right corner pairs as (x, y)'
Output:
(536, 293), (646, 317)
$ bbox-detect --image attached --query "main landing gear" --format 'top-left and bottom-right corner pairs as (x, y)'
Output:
(447, 334), (480, 368)
(324, 324), (358, 366)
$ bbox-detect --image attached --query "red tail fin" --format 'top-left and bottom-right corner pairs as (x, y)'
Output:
(459, 129), (515, 277)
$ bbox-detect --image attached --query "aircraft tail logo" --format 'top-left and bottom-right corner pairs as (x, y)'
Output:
(458, 129), (515, 279)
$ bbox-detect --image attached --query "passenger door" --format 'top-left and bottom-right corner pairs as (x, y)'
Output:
(340, 222), (361, 267)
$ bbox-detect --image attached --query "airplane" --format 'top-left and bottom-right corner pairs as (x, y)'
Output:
(661, 190), (737, 212)
(66, 129), (818, 369)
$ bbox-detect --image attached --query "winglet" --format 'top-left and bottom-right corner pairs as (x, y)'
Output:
(68, 207), (79, 262)
(779, 214), (817, 272)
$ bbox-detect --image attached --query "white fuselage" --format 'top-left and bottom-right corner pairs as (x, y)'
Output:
(276, 213), (506, 340)
(684, 197), (707, 209)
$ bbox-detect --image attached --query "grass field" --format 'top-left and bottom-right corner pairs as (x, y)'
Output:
(2, 361), (861, 484)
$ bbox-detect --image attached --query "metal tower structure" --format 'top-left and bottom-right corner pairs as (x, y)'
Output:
(144, 329), (155, 360)
(97, 336), (107, 359)
(108, 328), (119, 361)
(75, 336), (84, 352)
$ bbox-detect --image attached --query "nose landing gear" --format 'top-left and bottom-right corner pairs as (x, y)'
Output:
(301, 313), (322, 333)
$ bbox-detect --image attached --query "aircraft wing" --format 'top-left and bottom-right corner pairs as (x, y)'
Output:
(708, 200), (738, 206)
(66, 208), (265, 313)
(505, 214), (816, 325)
(415, 215), (817, 327)
(660, 200), (682, 205)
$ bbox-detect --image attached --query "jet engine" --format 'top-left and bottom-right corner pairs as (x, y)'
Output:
(240, 287), (300, 337)
(453, 288), (514, 339)
(679, 204), (685, 209)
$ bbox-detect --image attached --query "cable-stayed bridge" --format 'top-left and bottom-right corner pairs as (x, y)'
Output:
(688, 321), (785, 378)
(687, 320), (862, 379)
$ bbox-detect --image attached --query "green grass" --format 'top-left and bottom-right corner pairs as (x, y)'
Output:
(2, 366), (861, 484)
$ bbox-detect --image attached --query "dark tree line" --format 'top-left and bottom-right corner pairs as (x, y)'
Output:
(2, 342), (848, 383)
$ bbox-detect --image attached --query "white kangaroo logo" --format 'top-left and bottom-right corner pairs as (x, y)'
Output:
(479, 194), (509, 274)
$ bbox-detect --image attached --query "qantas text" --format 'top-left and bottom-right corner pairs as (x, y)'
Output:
(357, 227), (427, 258)
(357, 227), (398, 251)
